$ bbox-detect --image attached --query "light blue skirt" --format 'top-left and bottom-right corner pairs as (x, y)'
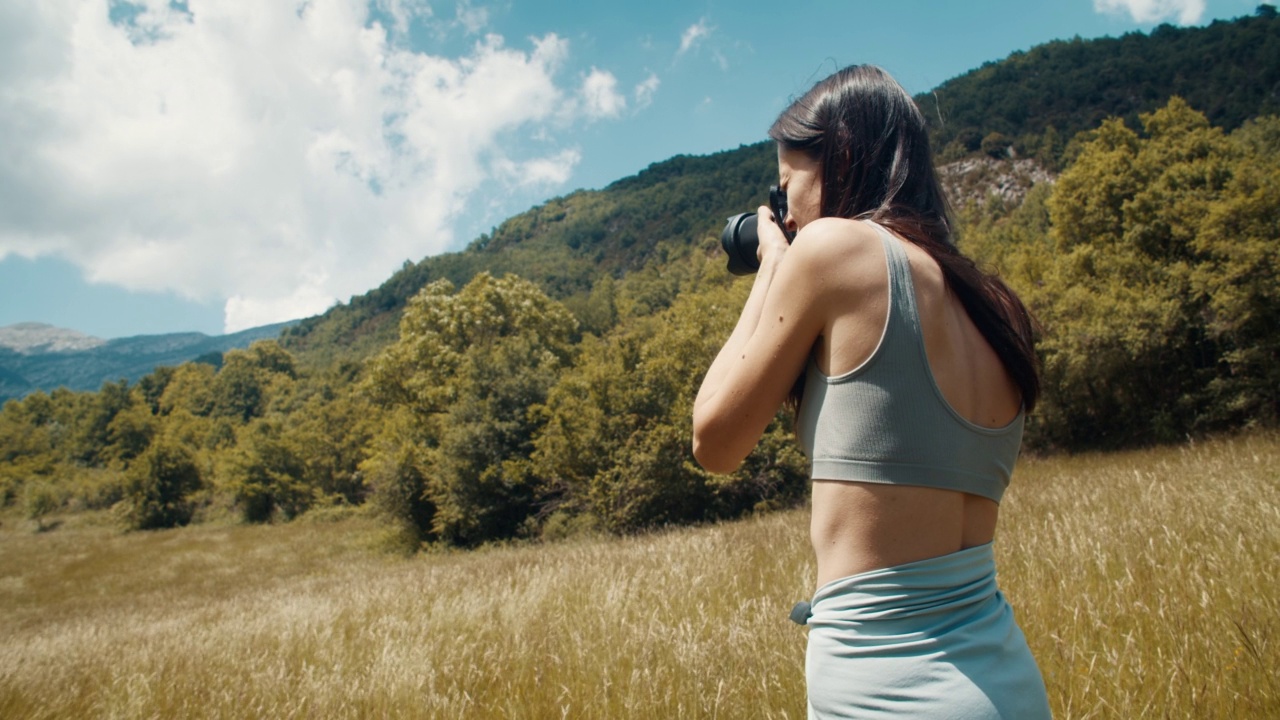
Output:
(801, 543), (1050, 719)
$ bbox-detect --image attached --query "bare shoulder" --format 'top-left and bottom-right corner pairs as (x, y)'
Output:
(835, 220), (946, 300)
(787, 219), (894, 375)
(791, 217), (881, 254)
(785, 218), (887, 293)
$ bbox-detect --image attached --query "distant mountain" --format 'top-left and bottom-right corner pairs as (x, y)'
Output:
(0, 321), (296, 402)
(0, 323), (106, 354)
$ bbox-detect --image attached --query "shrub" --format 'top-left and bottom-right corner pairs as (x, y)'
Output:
(23, 481), (61, 531)
(123, 439), (202, 530)
(981, 131), (1013, 158)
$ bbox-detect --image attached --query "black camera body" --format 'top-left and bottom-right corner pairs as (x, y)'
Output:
(719, 185), (792, 275)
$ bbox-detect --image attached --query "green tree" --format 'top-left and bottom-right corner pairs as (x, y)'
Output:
(123, 438), (202, 530)
(533, 280), (808, 535)
(563, 273), (619, 337)
(158, 362), (217, 417)
(1035, 125), (1065, 170)
(137, 366), (176, 414)
(67, 380), (133, 465)
(1189, 116), (1280, 424)
(1034, 102), (1223, 445)
(364, 273), (578, 545)
(210, 342), (299, 423)
(361, 408), (435, 546)
(210, 352), (266, 422)
(987, 99), (1280, 447)
(247, 340), (298, 379)
(221, 418), (311, 523)
(956, 128), (984, 152)
(286, 387), (378, 505)
(104, 401), (157, 466)
(0, 393), (57, 502)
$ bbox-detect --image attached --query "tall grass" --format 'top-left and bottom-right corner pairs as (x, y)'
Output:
(999, 433), (1279, 718)
(1, 433), (1276, 718)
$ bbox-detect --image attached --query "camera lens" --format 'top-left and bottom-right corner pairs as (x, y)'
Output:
(720, 186), (791, 276)
(720, 213), (760, 276)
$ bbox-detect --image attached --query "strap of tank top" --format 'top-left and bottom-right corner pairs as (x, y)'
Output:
(868, 222), (929, 376)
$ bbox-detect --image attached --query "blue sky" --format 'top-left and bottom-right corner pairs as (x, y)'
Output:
(0, 0), (1261, 339)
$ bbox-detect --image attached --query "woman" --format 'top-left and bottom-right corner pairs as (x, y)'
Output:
(692, 65), (1051, 718)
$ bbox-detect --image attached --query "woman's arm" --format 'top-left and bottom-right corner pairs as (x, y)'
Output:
(692, 212), (842, 473)
(694, 220), (788, 410)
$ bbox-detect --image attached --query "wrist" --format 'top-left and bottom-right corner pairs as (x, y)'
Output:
(757, 245), (787, 272)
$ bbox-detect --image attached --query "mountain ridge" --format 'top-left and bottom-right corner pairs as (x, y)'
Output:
(0, 321), (297, 402)
(0, 323), (106, 354)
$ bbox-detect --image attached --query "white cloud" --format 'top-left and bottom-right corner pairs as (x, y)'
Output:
(634, 72), (660, 108)
(454, 0), (488, 35)
(1093, 0), (1205, 24)
(375, 0), (433, 37)
(226, 280), (340, 335)
(0, 0), (624, 333)
(677, 18), (711, 56)
(580, 67), (626, 119)
(495, 149), (582, 187)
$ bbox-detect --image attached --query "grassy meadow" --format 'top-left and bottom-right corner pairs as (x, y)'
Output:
(1, 433), (1277, 719)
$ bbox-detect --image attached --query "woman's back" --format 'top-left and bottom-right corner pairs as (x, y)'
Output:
(796, 217), (1022, 585)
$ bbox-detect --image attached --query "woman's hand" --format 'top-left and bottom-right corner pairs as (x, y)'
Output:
(756, 205), (791, 266)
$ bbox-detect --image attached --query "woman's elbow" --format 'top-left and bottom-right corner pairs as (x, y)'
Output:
(691, 415), (745, 474)
(692, 436), (741, 475)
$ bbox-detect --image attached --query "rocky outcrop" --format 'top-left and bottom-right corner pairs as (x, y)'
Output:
(0, 323), (106, 354)
(938, 157), (1056, 209)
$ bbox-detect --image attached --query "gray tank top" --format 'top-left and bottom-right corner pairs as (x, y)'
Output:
(795, 223), (1024, 504)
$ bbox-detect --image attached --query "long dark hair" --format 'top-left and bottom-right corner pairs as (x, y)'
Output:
(769, 65), (1040, 411)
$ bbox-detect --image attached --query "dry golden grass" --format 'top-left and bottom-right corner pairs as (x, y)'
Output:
(1, 432), (1277, 718)
(998, 433), (1280, 719)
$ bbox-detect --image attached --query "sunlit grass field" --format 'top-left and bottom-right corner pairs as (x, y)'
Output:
(1, 433), (1277, 719)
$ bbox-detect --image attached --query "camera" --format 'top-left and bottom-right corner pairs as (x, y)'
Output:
(719, 185), (792, 275)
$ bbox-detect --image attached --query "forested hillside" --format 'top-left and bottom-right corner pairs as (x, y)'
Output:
(3, 11), (1277, 549)
(919, 5), (1280, 165)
